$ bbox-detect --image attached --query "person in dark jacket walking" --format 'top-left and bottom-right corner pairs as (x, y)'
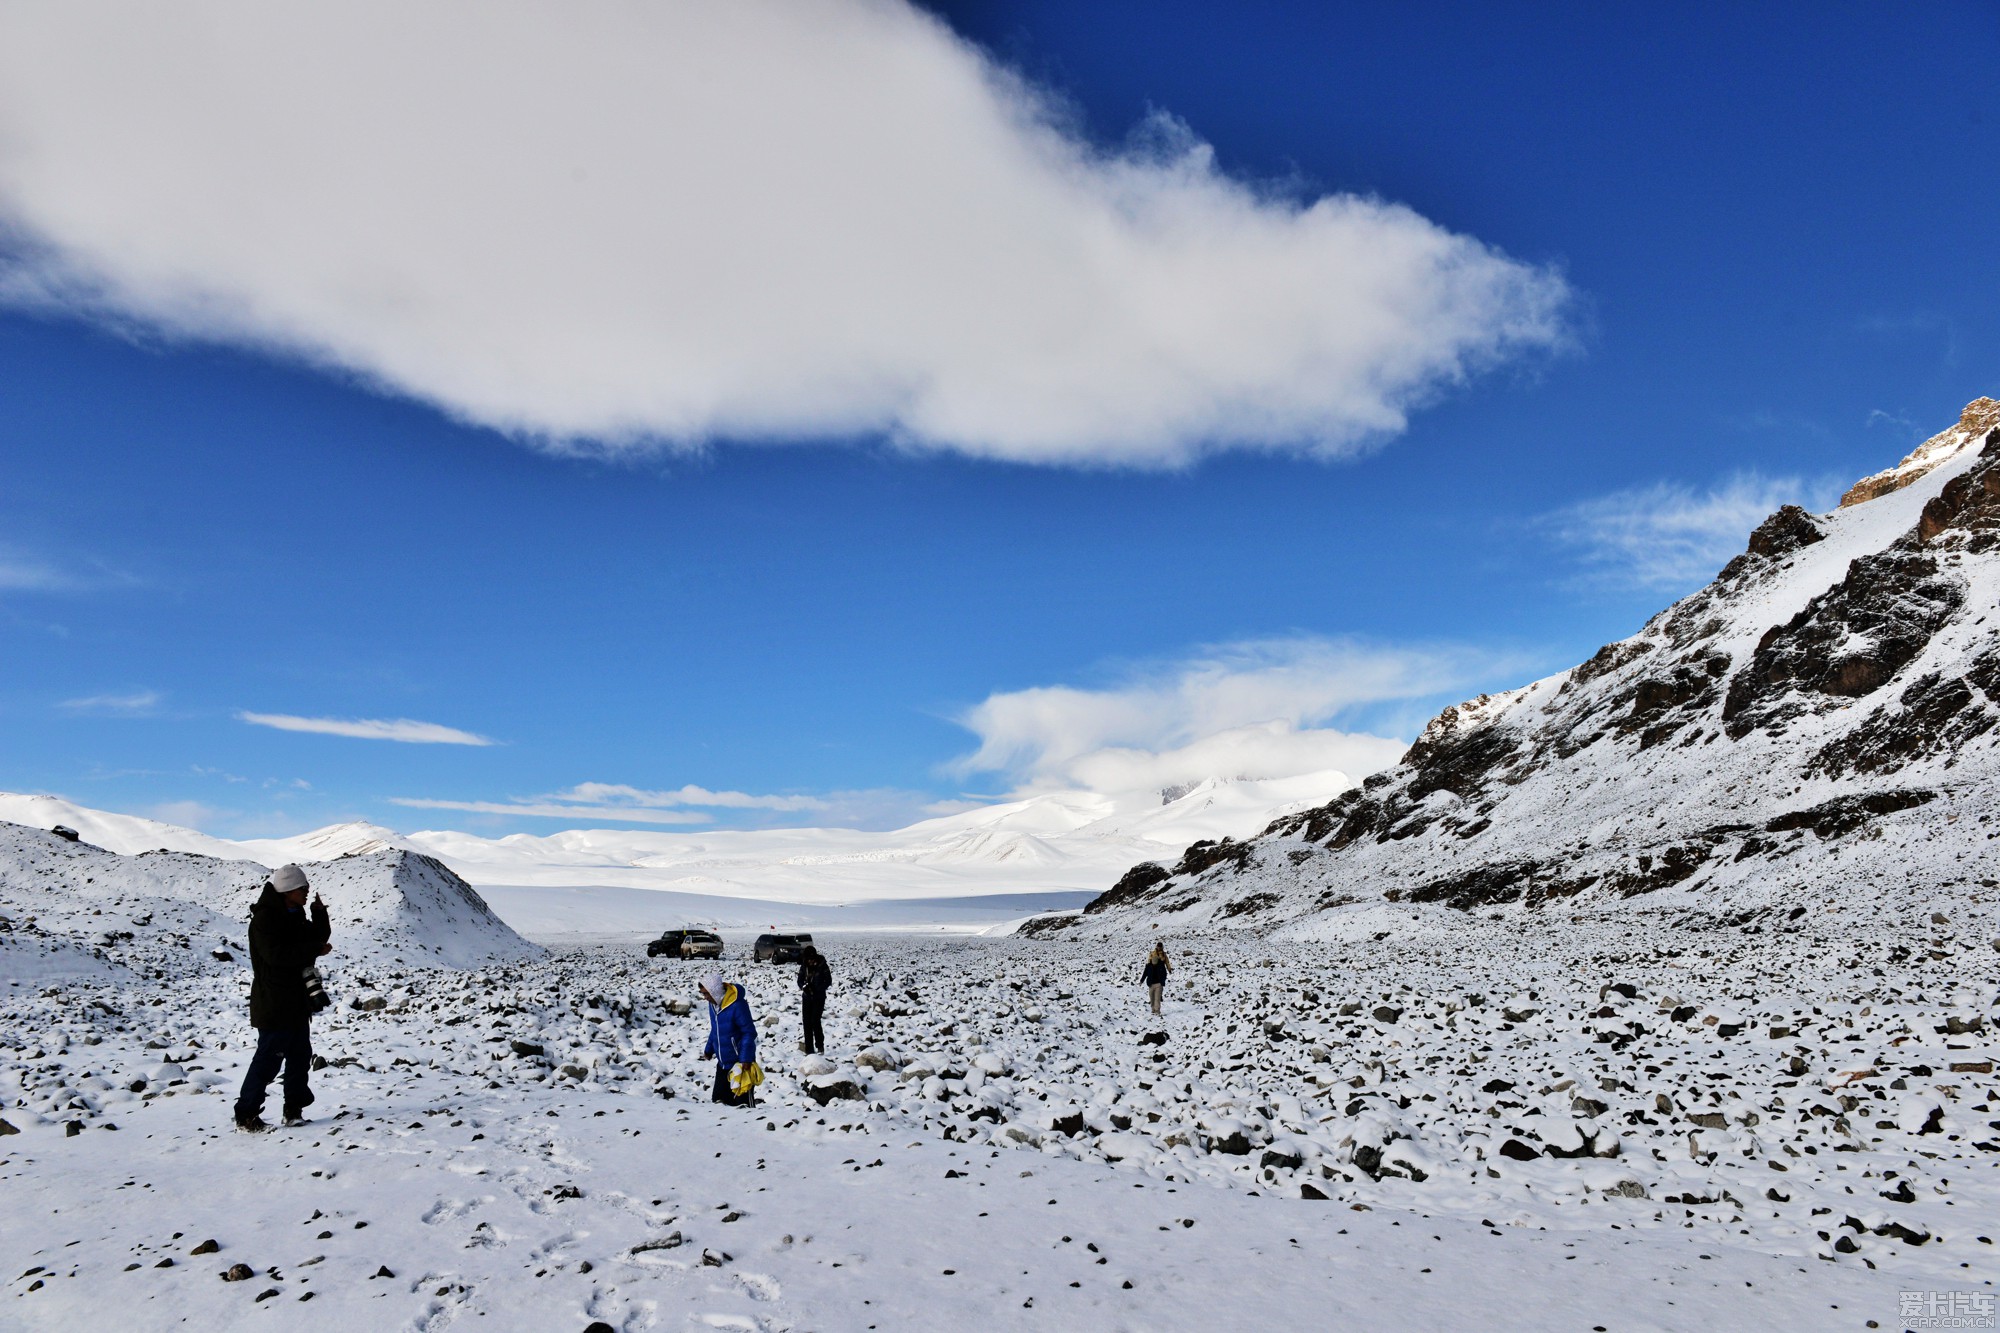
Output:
(699, 971), (760, 1107)
(796, 946), (832, 1054)
(233, 863), (332, 1132)
(1140, 942), (1171, 1016)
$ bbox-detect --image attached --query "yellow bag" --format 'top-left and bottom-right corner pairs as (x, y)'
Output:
(729, 1061), (765, 1097)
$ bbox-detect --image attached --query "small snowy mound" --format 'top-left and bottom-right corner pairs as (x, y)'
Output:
(298, 849), (542, 968)
(0, 822), (540, 986)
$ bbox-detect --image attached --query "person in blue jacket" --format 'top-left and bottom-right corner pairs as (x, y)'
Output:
(699, 971), (758, 1107)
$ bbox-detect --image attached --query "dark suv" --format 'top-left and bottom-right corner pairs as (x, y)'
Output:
(753, 932), (813, 963)
(646, 929), (725, 959)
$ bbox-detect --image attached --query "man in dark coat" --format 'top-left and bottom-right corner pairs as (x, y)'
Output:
(796, 945), (832, 1055)
(232, 863), (332, 1132)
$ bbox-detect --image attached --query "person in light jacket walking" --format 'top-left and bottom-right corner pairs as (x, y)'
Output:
(233, 863), (332, 1131)
(1141, 942), (1171, 1016)
(699, 972), (760, 1107)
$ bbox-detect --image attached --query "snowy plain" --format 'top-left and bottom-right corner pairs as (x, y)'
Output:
(3, 818), (1995, 1331)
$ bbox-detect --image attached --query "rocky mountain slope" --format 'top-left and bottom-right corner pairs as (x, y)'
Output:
(0, 822), (540, 987)
(1057, 397), (2000, 937)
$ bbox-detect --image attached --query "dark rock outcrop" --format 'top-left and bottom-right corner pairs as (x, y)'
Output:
(1722, 549), (1965, 738)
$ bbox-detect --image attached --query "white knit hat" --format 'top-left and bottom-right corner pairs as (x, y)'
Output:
(270, 863), (309, 893)
(700, 972), (726, 1002)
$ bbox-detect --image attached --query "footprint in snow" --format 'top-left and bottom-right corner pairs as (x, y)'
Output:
(733, 1271), (780, 1302)
(586, 1289), (661, 1329)
(691, 1316), (765, 1332)
(422, 1198), (477, 1225)
(410, 1297), (458, 1333)
(531, 1228), (582, 1258)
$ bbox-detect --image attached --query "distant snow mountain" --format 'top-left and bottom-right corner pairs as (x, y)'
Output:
(0, 770), (1356, 912)
(0, 793), (415, 865)
(0, 821), (539, 987)
(1059, 397), (2000, 936)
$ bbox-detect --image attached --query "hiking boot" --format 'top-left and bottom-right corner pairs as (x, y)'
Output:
(282, 1111), (309, 1128)
(234, 1114), (268, 1134)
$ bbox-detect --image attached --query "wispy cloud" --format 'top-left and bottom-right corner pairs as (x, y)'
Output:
(389, 780), (829, 826)
(60, 688), (161, 715)
(1539, 472), (1842, 592)
(0, 541), (141, 595)
(388, 797), (709, 826)
(952, 636), (1515, 796)
(0, 1), (1568, 468)
(1850, 312), (1961, 368)
(238, 711), (495, 746)
(0, 548), (75, 592)
(1865, 408), (1921, 443)
(550, 782), (825, 813)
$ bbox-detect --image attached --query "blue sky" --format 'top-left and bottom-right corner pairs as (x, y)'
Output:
(0, 1), (1994, 837)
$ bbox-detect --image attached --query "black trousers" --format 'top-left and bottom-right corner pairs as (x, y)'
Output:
(802, 995), (825, 1054)
(711, 1062), (755, 1107)
(235, 1022), (313, 1120)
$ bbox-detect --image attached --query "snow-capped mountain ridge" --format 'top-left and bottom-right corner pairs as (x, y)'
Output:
(1062, 398), (2000, 935)
(0, 771), (1359, 910)
(1840, 395), (1999, 507)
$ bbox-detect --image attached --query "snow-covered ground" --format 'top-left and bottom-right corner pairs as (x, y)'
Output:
(3, 820), (1994, 1329)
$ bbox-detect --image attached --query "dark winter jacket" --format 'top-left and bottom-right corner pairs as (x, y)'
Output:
(702, 984), (758, 1067)
(1141, 959), (1168, 986)
(247, 884), (331, 1029)
(798, 954), (832, 1004)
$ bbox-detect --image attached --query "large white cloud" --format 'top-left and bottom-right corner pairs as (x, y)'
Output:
(952, 637), (1509, 795)
(0, 1), (1569, 466)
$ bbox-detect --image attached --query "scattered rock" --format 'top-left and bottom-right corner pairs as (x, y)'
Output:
(805, 1079), (864, 1106)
